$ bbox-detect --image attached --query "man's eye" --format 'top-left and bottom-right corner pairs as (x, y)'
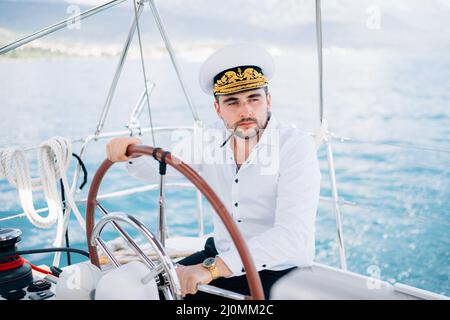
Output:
(228, 102), (238, 106)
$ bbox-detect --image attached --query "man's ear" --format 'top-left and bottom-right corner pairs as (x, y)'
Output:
(214, 100), (221, 117)
(266, 92), (272, 112)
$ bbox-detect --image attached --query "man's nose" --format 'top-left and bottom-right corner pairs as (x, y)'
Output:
(239, 101), (254, 118)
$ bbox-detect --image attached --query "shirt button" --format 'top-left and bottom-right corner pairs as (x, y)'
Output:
(241, 267), (245, 272)
(237, 219), (242, 223)
(262, 264), (267, 268)
(234, 202), (238, 207)
(235, 178), (239, 183)
(128, 161), (133, 164)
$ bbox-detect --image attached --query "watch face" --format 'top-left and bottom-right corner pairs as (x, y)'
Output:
(203, 257), (215, 268)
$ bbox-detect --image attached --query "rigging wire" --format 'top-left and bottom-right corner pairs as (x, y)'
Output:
(315, 0), (324, 125)
(133, 0), (156, 146)
(148, 0), (200, 122)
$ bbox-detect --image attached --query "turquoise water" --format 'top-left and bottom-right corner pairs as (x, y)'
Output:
(0, 53), (449, 296)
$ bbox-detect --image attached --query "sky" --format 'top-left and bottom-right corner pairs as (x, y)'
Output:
(1, 0), (450, 57)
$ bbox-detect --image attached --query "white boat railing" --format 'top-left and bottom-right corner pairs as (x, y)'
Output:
(1, 126), (449, 244)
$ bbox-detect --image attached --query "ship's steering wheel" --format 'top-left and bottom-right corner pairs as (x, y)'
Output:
(85, 145), (264, 300)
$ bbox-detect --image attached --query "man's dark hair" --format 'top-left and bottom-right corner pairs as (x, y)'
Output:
(215, 86), (269, 103)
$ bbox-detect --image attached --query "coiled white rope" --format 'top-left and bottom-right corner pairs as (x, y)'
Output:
(0, 137), (85, 250)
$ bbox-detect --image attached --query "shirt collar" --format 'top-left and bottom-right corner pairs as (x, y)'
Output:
(257, 113), (279, 147)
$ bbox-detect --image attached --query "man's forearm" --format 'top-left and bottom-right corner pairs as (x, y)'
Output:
(216, 256), (233, 278)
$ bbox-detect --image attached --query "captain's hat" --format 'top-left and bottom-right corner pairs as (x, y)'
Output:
(199, 43), (275, 96)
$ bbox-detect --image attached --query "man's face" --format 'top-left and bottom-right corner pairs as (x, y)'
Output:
(214, 88), (271, 140)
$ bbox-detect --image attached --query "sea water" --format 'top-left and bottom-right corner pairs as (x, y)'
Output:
(0, 51), (449, 296)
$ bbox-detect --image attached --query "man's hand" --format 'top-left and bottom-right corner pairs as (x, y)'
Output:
(176, 264), (213, 297)
(176, 257), (232, 297)
(106, 137), (142, 162)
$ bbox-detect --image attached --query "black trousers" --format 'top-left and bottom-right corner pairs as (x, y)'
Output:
(177, 237), (296, 300)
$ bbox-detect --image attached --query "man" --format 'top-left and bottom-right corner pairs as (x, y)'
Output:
(106, 44), (321, 299)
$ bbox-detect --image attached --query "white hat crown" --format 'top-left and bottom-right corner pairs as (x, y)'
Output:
(199, 43), (275, 95)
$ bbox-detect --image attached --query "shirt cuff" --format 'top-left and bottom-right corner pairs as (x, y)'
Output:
(125, 155), (146, 167)
(125, 155), (147, 172)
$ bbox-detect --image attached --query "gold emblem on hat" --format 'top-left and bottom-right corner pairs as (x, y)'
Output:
(213, 67), (268, 95)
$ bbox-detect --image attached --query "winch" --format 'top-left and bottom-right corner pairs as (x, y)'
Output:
(0, 228), (33, 300)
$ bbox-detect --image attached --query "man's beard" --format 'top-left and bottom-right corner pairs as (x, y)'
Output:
(233, 118), (263, 140)
(220, 112), (270, 148)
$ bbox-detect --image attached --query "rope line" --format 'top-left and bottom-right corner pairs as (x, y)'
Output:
(0, 137), (85, 251)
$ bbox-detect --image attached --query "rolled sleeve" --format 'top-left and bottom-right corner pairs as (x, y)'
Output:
(125, 155), (160, 183)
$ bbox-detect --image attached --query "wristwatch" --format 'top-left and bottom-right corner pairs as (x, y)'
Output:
(202, 257), (221, 280)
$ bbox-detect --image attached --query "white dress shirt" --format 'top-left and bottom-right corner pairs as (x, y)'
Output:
(125, 113), (321, 276)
